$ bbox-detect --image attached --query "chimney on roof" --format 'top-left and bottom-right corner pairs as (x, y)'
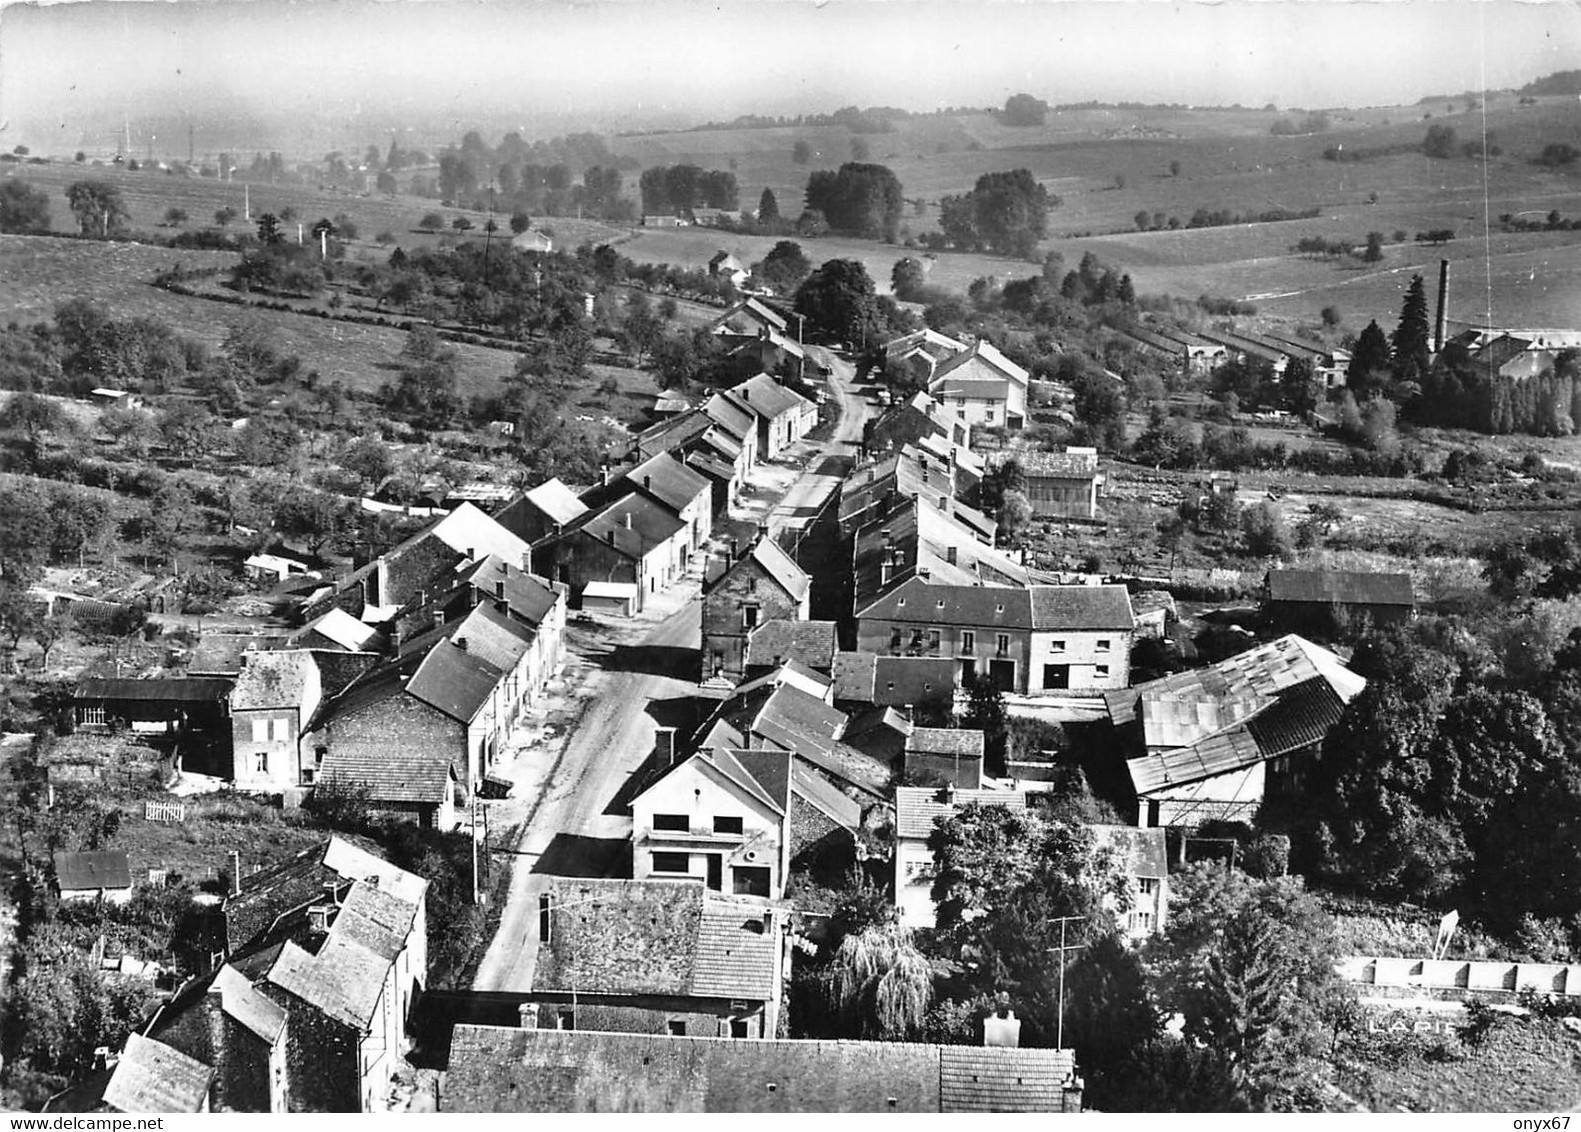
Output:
(466, 548), (475, 563)
(946, 546), (958, 566)
(655, 726), (678, 768)
(939, 494), (949, 510)
(643, 474), (652, 491)
(921, 464), (929, 483)
(623, 512), (634, 530)
(434, 609), (446, 627)
(728, 537), (738, 564)
(495, 579), (506, 601)
(374, 555), (389, 608)
(918, 566), (930, 581)
(518, 1002), (541, 1030)
(983, 1008), (1022, 1048)
(741, 388), (750, 402)
(601, 463), (611, 486)
(757, 523), (769, 542)
(455, 637), (468, 652)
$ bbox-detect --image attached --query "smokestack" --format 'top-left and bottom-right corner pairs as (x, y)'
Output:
(1435, 258), (1449, 353)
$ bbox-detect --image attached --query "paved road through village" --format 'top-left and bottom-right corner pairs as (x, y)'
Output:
(472, 352), (868, 994)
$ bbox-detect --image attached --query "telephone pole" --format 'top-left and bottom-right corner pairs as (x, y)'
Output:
(1045, 915), (1086, 1050)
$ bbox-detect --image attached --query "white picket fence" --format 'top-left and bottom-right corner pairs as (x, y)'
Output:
(142, 800), (186, 824)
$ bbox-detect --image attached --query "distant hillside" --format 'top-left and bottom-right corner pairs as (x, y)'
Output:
(1520, 70), (1581, 96)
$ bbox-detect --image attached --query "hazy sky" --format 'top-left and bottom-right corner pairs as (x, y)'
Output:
(2, 0), (1578, 151)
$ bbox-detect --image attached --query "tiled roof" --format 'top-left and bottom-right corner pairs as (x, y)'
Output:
(750, 685), (848, 759)
(442, 1027), (1074, 1112)
(747, 536), (811, 601)
(574, 492), (687, 560)
(685, 449), (737, 485)
(938, 1045), (1072, 1112)
(208, 963), (287, 1043)
(831, 652), (958, 707)
(263, 876), (417, 1031)
(456, 555), (562, 626)
(704, 392), (758, 440)
(533, 878), (778, 1001)
(930, 339), (1029, 388)
(1474, 333), (1533, 370)
(428, 502), (533, 565)
(1244, 675), (1347, 757)
(733, 373), (811, 420)
(930, 377), (1014, 400)
(714, 297), (789, 334)
(54, 850), (132, 892)
(102, 1034), (214, 1113)
(319, 734), (455, 805)
(587, 451), (711, 517)
(400, 602), (533, 680)
(906, 727), (985, 759)
(732, 658), (832, 701)
(404, 637), (505, 723)
(652, 748), (790, 817)
(883, 327), (967, 360)
(1029, 584), (1135, 631)
(745, 620), (837, 672)
(1266, 568), (1415, 607)
(1088, 824), (1169, 879)
(636, 409), (713, 453)
(222, 836), (427, 954)
(791, 766), (862, 830)
(693, 898), (780, 999)
(230, 650), (318, 711)
(852, 496), (1034, 614)
(893, 787), (1027, 840)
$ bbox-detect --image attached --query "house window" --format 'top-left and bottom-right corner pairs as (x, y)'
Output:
(301, 768), (316, 785)
(714, 815), (744, 835)
(742, 604), (760, 630)
(252, 752), (268, 775)
(1096, 639), (1112, 653)
(961, 630), (975, 654)
(1130, 910), (1156, 933)
(732, 866), (771, 897)
(1095, 664), (1110, 679)
(557, 1010), (576, 1031)
(928, 630), (941, 654)
(889, 627), (902, 653)
(1050, 639), (1066, 652)
(651, 852), (690, 874)
(1138, 877), (1160, 898)
(270, 717), (290, 743)
(315, 746), (327, 764)
(910, 629), (926, 651)
(730, 1019), (750, 1039)
(1043, 664), (1070, 690)
(654, 813), (689, 832)
(251, 718), (268, 744)
(996, 633), (1010, 657)
(668, 1020), (687, 1036)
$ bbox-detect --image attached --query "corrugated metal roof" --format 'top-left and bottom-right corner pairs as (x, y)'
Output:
(1126, 727), (1263, 795)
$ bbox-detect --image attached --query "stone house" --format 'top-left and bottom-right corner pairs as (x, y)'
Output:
(700, 534), (811, 684)
(928, 339), (1029, 430)
(525, 877), (785, 1039)
(532, 492), (689, 613)
(230, 651), (324, 791)
(492, 478), (589, 546)
(731, 373), (817, 460)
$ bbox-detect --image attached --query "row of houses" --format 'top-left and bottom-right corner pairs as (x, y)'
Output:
(1117, 321), (1349, 388)
(881, 329), (1032, 431)
(48, 838), (428, 1113)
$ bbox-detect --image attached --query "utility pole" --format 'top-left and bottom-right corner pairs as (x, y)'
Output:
(1045, 915), (1086, 1050)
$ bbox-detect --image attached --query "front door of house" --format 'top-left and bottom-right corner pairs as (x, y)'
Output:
(706, 854), (723, 891)
(990, 658), (1016, 692)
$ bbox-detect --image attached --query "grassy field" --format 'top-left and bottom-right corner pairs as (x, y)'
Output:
(1335, 1014), (1581, 1112)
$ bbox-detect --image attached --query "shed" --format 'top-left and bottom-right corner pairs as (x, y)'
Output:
(54, 850), (134, 903)
(581, 581), (639, 617)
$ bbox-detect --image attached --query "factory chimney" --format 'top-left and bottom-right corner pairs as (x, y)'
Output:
(1434, 258), (1450, 353)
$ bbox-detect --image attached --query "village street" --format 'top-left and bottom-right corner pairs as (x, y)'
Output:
(471, 359), (868, 994)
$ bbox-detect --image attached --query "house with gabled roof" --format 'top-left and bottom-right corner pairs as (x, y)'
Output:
(1106, 634), (1365, 829)
(1263, 567), (1415, 633)
(140, 963), (289, 1112)
(904, 727), (986, 789)
(883, 327), (969, 380)
(701, 532), (812, 684)
(532, 491), (690, 613)
(493, 477), (589, 546)
(53, 849), (133, 904)
(839, 445), (994, 543)
(731, 373), (817, 460)
(231, 650), (325, 792)
(856, 570), (1134, 696)
(300, 503), (530, 624)
(708, 250), (749, 288)
(582, 451), (713, 554)
(312, 606), (535, 828)
(442, 554), (568, 705)
(45, 1032), (216, 1113)
(831, 651), (960, 712)
(1089, 824), (1169, 938)
(286, 608), (384, 653)
(441, 1025), (1080, 1113)
(929, 339), (1030, 430)
(743, 619), (839, 678)
(632, 746), (859, 898)
(866, 388), (971, 455)
(893, 787), (1030, 927)
(525, 877), (786, 1039)
(713, 296), (789, 337)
